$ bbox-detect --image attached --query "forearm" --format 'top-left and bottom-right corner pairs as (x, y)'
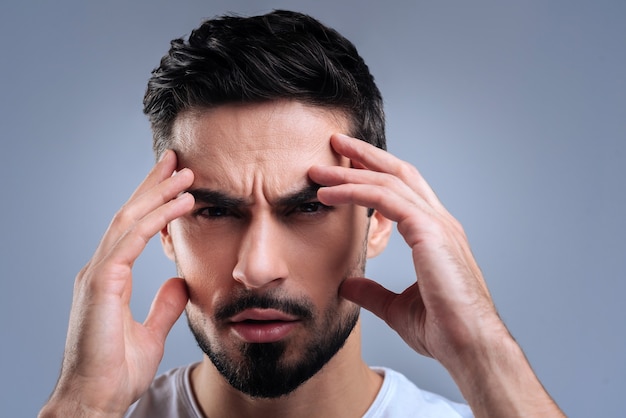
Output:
(445, 332), (564, 418)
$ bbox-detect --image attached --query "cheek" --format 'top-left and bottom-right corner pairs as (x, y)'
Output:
(169, 220), (239, 301)
(290, 210), (367, 294)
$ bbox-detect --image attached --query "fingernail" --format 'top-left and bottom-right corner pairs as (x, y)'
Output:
(178, 191), (194, 202)
(173, 167), (191, 177)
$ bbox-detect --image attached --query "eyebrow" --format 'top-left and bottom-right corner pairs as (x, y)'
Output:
(275, 183), (321, 208)
(187, 183), (322, 209)
(187, 189), (247, 208)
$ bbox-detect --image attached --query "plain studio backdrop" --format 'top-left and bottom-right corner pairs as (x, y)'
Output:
(1, 1), (624, 417)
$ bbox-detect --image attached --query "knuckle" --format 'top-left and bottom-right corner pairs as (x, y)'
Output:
(128, 221), (151, 246)
(397, 161), (420, 181)
(367, 185), (388, 206)
(111, 206), (130, 228)
(380, 172), (399, 189)
(111, 202), (140, 231)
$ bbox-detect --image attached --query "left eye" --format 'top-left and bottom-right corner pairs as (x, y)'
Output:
(297, 202), (327, 213)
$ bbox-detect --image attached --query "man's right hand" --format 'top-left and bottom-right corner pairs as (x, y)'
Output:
(39, 150), (195, 417)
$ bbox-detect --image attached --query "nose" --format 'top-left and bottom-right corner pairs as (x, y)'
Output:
(232, 215), (289, 289)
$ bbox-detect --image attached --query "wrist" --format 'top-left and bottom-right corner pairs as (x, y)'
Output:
(39, 399), (123, 418)
(443, 328), (563, 417)
(39, 381), (127, 418)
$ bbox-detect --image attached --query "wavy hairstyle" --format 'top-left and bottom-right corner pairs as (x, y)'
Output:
(143, 10), (385, 158)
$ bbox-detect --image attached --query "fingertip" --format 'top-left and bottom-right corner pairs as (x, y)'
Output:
(158, 149), (174, 163)
(164, 276), (190, 300)
(329, 133), (350, 151)
(340, 277), (396, 320)
(307, 165), (334, 188)
(339, 276), (367, 301)
(156, 277), (189, 311)
(173, 167), (195, 183)
(144, 277), (189, 340)
(330, 134), (371, 168)
(175, 193), (196, 218)
(307, 164), (324, 177)
(155, 150), (179, 178)
(176, 191), (195, 207)
(332, 133), (354, 141)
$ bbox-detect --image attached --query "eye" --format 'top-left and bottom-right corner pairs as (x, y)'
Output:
(298, 202), (322, 213)
(294, 202), (332, 214)
(196, 206), (233, 218)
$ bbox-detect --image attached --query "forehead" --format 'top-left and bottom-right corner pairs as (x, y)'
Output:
(171, 101), (351, 197)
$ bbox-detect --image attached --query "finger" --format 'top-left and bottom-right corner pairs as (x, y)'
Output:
(317, 182), (414, 220)
(330, 134), (442, 208)
(128, 149), (178, 201)
(318, 182), (445, 249)
(109, 192), (194, 267)
(340, 277), (397, 325)
(96, 149), (178, 254)
(310, 164), (462, 238)
(96, 166), (194, 258)
(79, 192), (194, 298)
(310, 165), (420, 207)
(144, 278), (189, 343)
(317, 182), (438, 245)
(310, 164), (410, 189)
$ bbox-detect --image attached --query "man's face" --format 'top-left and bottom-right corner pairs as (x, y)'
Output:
(162, 100), (372, 398)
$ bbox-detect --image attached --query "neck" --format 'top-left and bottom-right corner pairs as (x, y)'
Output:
(190, 320), (383, 418)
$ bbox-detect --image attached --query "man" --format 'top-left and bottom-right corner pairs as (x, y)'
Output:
(39, 10), (564, 417)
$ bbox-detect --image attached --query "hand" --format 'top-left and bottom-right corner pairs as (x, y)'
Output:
(40, 151), (195, 417)
(309, 134), (564, 417)
(310, 134), (500, 362)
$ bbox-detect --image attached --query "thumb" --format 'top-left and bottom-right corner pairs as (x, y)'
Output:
(144, 277), (189, 343)
(340, 277), (397, 325)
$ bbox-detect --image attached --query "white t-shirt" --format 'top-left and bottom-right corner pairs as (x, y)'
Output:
(125, 364), (473, 417)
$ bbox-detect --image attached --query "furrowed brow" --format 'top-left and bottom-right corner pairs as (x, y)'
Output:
(187, 188), (247, 208)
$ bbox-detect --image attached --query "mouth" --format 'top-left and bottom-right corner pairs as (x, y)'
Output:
(228, 308), (302, 343)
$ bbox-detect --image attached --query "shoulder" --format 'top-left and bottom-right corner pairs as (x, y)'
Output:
(365, 367), (474, 418)
(124, 363), (203, 418)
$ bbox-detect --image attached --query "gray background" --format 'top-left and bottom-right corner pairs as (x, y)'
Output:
(1, 1), (624, 417)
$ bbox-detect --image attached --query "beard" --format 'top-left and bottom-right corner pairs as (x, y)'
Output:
(188, 292), (359, 398)
(185, 236), (368, 399)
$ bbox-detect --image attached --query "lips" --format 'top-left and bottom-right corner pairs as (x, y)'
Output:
(228, 308), (301, 343)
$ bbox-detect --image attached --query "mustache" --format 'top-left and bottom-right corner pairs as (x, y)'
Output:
(214, 292), (315, 322)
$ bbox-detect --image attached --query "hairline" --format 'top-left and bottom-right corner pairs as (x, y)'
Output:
(155, 99), (358, 162)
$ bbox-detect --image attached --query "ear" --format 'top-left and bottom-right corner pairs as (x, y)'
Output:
(366, 209), (393, 259)
(160, 224), (176, 261)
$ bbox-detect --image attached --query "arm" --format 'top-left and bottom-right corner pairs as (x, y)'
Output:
(39, 150), (195, 417)
(309, 134), (564, 417)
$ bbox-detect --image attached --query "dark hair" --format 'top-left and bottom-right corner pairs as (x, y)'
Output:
(143, 10), (385, 158)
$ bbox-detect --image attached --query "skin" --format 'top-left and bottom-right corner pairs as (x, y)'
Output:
(310, 134), (564, 417)
(39, 100), (564, 417)
(163, 101), (390, 416)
